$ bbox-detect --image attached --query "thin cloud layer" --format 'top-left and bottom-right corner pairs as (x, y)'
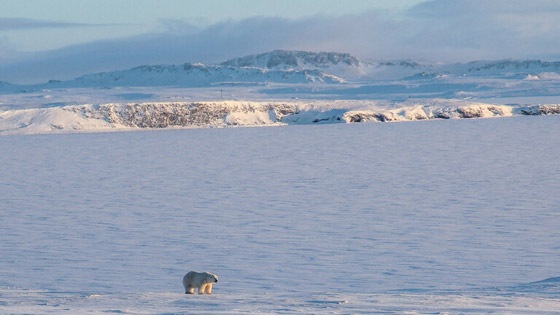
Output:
(404, 0), (560, 60)
(0, 17), (104, 30)
(1, 0), (559, 83)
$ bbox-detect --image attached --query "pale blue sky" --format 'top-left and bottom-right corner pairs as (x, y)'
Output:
(0, 0), (425, 51)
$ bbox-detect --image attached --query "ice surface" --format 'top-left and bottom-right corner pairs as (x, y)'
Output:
(1, 116), (559, 314)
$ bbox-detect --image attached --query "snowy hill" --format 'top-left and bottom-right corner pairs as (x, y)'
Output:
(48, 63), (344, 88)
(2, 50), (560, 89)
(465, 60), (560, 74)
(412, 60), (560, 80)
(221, 50), (361, 69)
(69, 50), (429, 84)
(220, 51), (560, 81)
(221, 50), (429, 80)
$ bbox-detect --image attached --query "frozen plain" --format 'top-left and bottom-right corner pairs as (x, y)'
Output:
(1, 115), (560, 314)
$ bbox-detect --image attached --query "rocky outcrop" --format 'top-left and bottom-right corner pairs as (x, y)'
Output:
(221, 50), (361, 69)
(517, 104), (560, 115)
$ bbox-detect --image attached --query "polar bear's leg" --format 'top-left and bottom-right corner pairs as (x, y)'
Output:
(199, 284), (207, 294)
(185, 286), (194, 294)
(205, 283), (213, 294)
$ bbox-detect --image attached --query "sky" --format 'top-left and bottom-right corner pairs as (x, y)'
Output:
(1, 0), (559, 83)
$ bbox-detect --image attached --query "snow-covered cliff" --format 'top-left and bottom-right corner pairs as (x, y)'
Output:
(2, 101), (559, 135)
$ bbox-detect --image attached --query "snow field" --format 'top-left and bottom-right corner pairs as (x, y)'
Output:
(2, 289), (560, 314)
(1, 116), (559, 314)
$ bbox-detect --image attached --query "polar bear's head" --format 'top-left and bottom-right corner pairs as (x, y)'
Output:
(204, 272), (218, 283)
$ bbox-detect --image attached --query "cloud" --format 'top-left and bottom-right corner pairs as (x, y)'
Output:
(0, 13), (408, 83)
(156, 18), (201, 34)
(1, 0), (560, 83)
(403, 0), (560, 59)
(410, 0), (560, 16)
(408, 0), (560, 43)
(0, 17), (107, 30)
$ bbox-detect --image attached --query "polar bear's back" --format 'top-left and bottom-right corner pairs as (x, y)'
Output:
(183, 271), (198, 287)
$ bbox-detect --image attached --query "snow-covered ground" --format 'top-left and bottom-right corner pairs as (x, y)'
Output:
(1, 116), (559, 314)
(1, 50), (559, 313)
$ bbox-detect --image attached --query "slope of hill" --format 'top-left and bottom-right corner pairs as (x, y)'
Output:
(220, 50), (560, 81)
(221, 50), (361, 69)
(222, 50), (429, 80)
(49, 63), (344, 88)
(410, 60), (560, 80)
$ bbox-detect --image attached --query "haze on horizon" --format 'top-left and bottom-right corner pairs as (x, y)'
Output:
(1, 0), (559, 84)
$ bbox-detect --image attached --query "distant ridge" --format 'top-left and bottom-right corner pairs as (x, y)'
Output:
(2, 50), (560, 88)
(221, 50), (361, 69)
(464, 60), (560, 74)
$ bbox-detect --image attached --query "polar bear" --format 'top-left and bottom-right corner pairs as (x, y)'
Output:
(183, 271), (218, 294)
